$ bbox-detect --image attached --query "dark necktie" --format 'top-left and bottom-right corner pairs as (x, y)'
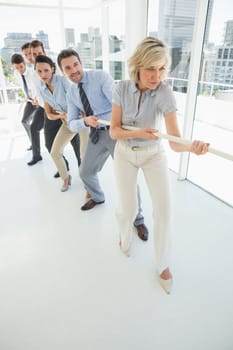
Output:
(22, 74), (31, 99)
(78, 82), (98, 144)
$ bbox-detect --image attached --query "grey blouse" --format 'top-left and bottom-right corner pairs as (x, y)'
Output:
(112, 80), (177, 147)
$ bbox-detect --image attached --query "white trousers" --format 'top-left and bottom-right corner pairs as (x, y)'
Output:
(114, 141), (172, 273)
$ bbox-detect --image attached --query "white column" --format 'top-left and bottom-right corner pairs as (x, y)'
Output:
(101, 2), (110, 72)
(125, 0), (148, 78)
(58, 0), (66, 49)
(178, 0), (209, 179)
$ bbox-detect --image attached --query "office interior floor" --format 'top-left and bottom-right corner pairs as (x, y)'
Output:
(0, 133), (233, 350)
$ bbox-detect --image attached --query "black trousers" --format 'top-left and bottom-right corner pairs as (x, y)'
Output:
(43, 114), (62, 152)
(30, 106), (44, 158)
(22, 103), (44, 158)
(21, 101), (34, 141)
(70, 133), (81, 166)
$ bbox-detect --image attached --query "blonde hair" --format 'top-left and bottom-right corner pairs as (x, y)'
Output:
(128, 37), (170, 83)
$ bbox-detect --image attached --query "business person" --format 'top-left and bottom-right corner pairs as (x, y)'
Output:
(30, 40), (69, 177)
(21, 42), (34, 66)
(35, 55), (81, 192)
(11, 53), (44, 164)
(57, 49), (149, 241)
(110, 37), (209, 294)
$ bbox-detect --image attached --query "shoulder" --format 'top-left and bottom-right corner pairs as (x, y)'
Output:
(115, 79), (134, 93)
(157, 81), (174, 94)
(87, 70), (113, 83)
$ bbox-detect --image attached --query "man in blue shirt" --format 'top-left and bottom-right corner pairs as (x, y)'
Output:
(57, 49), (148, 241)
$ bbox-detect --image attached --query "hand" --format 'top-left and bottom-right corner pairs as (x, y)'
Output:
(135, 128), (159, 140)
(61, 112), (67, 120)
(190, 140), (210, 155)
(84, 116), (99, 127)
(31, 97), (39, 106)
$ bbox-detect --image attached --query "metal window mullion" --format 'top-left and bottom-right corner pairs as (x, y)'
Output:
(178, 0), (209, 180)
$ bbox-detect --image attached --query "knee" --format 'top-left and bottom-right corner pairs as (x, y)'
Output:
(79, 163), (91, 181)
(50, 148), (57, 159)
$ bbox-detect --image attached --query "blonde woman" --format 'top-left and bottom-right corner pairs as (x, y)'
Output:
(110, 37), (209, 294)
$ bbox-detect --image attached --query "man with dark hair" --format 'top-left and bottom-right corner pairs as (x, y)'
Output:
(57, 49), (149, 241)
(11, 53), (44, 165)
(21, 42), (34, 65)
(30, 40), (46, 59)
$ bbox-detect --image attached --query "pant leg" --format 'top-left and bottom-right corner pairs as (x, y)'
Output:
(70, 133), (81, 167)
(30, 106), (44, 158)
(50, 122), (76, 180)
(21, 102), (34, 141)
(113, 141), (139, 252)
(141, 146), (172, 274)
(79, 131), (111, 202)
(44, 114), (62, 153)
(79, 128), (89, 158)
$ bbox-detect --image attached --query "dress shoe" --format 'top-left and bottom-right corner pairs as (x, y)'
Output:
(27, 145), (32, 151)
(54, 171), (60, 178)
(27, 156), (42, 166)
(81, 199), (105, 211)
(159, 277), (173, 294)
(134, 223), (149, 241)
(61, 175), (72, 192)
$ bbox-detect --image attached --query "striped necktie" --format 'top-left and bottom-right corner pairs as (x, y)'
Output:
(22, 74), (31, 99)
(78, 82), (98, 144)
(78, 82), (93, 116)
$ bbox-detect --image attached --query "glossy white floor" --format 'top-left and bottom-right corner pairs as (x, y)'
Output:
(0, 133), (233, 350)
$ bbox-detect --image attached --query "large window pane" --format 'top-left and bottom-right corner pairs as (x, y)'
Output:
(148, 0), (198, 173)
(108, 0), (125, 80)
(188, 0), (233, 206)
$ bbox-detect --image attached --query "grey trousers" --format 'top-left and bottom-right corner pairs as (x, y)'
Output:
(79, 129), (144, 225)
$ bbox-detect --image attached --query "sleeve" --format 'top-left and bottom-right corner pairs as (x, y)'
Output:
(112, 81), (122, 106)
(101, 71), (114, 103)
(66, 85), (88, 133)
(159, 83), (177, 116)
(30, 72), (45, 107)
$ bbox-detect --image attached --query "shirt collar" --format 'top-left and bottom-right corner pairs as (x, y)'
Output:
(41, 74), (58, 91)
(78, 71), (87, 87)
(130, 81), (160, 96)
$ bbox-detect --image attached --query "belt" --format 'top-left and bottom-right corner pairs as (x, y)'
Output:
(131, 146), (148, 151)
(98, 125), (110, 130)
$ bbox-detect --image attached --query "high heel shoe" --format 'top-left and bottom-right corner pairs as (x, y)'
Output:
(61, 175), (71, 192)
(159, 277), (173, 294)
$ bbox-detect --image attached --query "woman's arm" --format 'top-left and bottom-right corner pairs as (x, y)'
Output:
(165, 112), (209, 155)
(110, 104), (158, 140)
(44, 102), (66, 121)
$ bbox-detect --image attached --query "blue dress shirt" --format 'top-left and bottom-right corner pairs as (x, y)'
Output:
(40, 74), (71, 112)
(66, 70), (114, 133)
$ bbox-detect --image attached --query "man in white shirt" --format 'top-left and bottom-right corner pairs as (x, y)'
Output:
(21, 42), (34, 66)
(11, 53), (44, 165)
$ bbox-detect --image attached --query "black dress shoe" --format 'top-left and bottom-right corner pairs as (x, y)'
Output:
(27, 145), (32, 151)
(54, 171), (60, 178)
(27, 155), (42, 166)
(134, 223), (149, 241)
(81, 199), (105, 211)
